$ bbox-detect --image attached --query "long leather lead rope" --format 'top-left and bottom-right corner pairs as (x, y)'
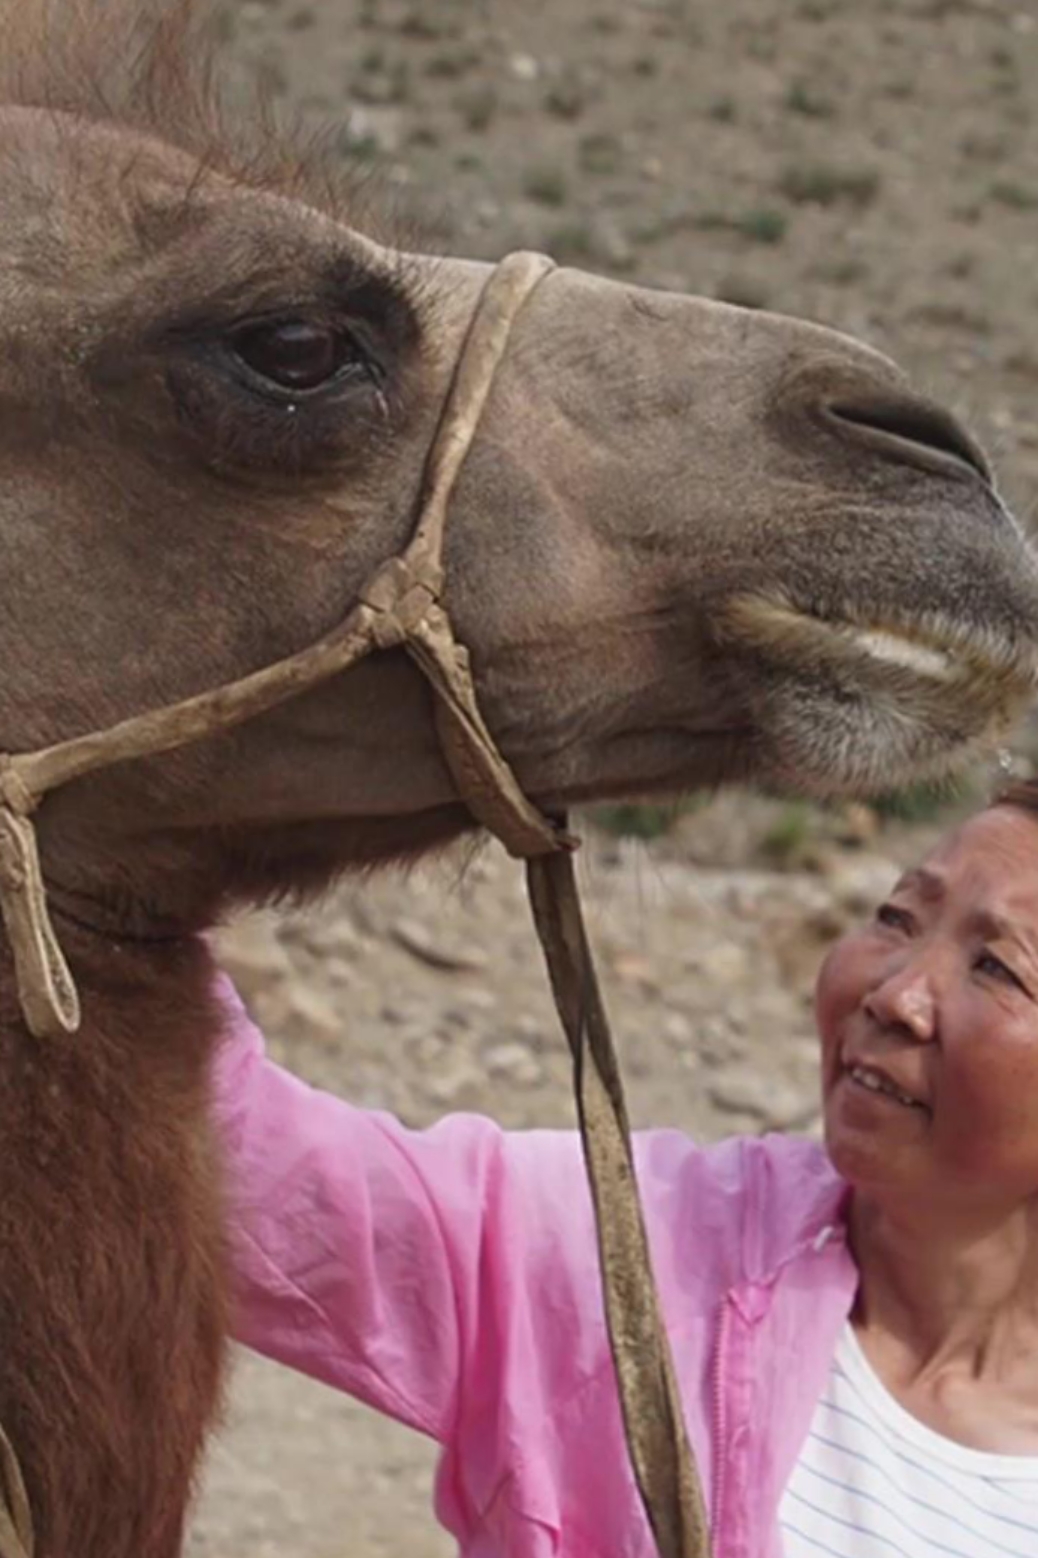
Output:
(0, 252), (712, 1558)
(0, 1427), (32, 1558)
(527, 850), (710, 1556)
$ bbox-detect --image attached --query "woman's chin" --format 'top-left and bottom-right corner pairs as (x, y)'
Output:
(823, 1075), (929, 1191)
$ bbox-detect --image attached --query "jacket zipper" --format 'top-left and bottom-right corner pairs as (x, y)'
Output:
(710, 1292), (733, 1554)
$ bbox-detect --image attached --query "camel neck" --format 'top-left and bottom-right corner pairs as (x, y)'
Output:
(0, 933), (228, 1557)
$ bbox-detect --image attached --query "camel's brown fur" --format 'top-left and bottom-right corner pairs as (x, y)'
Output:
(0, 0), (375, 226)
(0, 931), (226, 1556)
(2, 3), (1038, 1554)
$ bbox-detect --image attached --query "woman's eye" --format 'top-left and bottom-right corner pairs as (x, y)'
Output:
(876, 902), (912, 932)
(230, 319), (361, 392)
(975, 950), (1026, 991)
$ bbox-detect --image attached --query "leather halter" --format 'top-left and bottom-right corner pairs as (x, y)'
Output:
(0, 252), (712, 1558)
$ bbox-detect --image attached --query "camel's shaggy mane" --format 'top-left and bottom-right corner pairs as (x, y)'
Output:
(0, 0), (399, 236)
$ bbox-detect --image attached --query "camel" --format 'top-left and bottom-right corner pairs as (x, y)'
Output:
(1, 1), (1037, 1554)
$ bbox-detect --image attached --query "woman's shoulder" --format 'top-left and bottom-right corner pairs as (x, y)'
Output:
(633, 1124), (837, 1201)
(490, 1126), (843, 1298)
(629, 1128), (845, 1288)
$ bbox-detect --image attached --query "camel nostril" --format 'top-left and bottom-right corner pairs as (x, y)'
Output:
(828, 398), (992, 483)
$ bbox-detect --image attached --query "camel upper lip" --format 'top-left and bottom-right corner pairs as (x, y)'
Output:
(841, 1053), (930, 1111)
(719, 592), (1038, 688)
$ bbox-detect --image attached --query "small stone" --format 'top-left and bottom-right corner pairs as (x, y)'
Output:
(426, 1058), (484, 1104)
(284, 984), (343, 1047)
(217, 921), (292, 984)
(281, 915), (362, 960)
(708, 1067), (812, 1130)
(838, 803), (879, 845)
(509, 52), (540, 80)
(697, 943), (750, 985)
(460, 986), (498, 1011)
(663, 1011), (694, 1046)
(390, 917), (489, 972)
(485, 1042), (543, 1086)
(610, 951), (656, 986)
(824, 856), (897, 916)
(414, 1034), (449, 1065)
(474, 199), (503, 228)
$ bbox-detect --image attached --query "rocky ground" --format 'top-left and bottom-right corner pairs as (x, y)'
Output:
(185, 0), (1037, 1552)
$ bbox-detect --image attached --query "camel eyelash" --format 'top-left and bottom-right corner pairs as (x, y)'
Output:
(163, 345), (395, 479)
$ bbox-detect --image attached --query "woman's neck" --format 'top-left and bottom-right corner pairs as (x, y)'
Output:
(850, 1194), (1038, 1378)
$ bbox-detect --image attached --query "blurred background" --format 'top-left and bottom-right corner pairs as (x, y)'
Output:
(187, 1), (1038, 1552)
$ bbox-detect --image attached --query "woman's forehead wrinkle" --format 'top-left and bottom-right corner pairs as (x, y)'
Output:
(968, 907), (1031, 948)
(895, 866), (945, 901)
(895, 850), (1038, 951)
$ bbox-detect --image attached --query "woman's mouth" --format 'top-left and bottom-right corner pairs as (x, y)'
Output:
(846, 1062), (929, 1113)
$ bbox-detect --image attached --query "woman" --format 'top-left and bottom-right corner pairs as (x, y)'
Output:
(214, 782), (1038, 1557)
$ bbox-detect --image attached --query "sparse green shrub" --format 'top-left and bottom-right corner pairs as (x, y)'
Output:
(544, 74), (587, 121)
(336, 124), (381, 160)
(745, 33), (778, 63)
(779, 163), (881, 208)
(784, 82), (836, 118)
(579, 133), (623, 175)
(708, 95), (737, 122)
(353, 59), (410, 106)
(591, 803), (681, 841)
(523, 165), (568, 207)
(761, 803), (814, 864)
(398, 8), (444, 39)
(455, 86), (496, 132)
(591, 796), (704, 841)
(871, 777), (968, 823)
(545, 219), (599, 265)
(989, 180), (1038, 210)
(736, 208), (788, 244)
(812, 257), (868, 285)
(425, 50), (480, 80)
(692, 210), (730, 231)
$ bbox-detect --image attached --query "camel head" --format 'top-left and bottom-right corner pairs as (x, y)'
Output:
(2, 2), (1037, 936)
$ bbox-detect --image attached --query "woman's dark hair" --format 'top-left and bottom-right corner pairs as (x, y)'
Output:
(994, 778), (1038, 819)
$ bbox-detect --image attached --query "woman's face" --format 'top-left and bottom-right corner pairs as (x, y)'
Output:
(817, 805), (1038, 1216)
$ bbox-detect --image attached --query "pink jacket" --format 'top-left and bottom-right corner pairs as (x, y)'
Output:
(214, 988), (858, 1558)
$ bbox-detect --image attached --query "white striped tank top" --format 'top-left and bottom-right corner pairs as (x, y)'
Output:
(779, 1322), (1038, 1557)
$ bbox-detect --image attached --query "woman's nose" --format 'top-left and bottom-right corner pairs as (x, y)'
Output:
(864, 964), (936, 1041)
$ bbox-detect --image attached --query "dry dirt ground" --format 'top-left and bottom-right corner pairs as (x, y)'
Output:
(186, 1), (1038, 1553)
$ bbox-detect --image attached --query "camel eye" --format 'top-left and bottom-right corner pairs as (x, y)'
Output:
(230, 319), (360, 393)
